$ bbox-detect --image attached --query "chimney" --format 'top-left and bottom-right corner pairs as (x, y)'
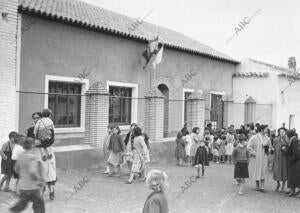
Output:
(288, 57), (296, 72)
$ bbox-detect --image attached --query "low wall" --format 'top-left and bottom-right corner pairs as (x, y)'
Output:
(54, 138), (176, 171)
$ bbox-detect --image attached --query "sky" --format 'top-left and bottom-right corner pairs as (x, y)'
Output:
(82, 0), (300, 69)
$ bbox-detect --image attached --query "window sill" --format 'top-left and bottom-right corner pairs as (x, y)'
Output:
(55, 127), (85, 134)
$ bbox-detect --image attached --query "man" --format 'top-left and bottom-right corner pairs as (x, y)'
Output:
(247, 124), (271, 192)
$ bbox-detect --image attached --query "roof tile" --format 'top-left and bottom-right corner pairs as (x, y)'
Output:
(18, 0), (239, 64)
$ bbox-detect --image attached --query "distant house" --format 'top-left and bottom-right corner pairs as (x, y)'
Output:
(231, 58), (300, 130)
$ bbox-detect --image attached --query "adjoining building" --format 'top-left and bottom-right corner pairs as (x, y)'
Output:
(231, 58), (300, 130)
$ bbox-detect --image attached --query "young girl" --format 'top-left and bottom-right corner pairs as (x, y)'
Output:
(219, 135), (227, 163)
(232, 134), (250, 195)
(225, 128), (235, 164)
(212, 135), (220, 163)
(102, 125), (113, 174)
(190, 127), (201, 165)
(184, 132), (192, 163)
(11, 134), (25, 193)
(175, 132), (186, 166)
(34, 109), (55, 161)
(0, 131), (17, 192)
(142, 169), (168, 213)
(107, 126), (125, 177)
(193, 140), (208, 178)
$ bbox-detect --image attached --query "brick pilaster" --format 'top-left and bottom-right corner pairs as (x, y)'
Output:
(84, 82), (109, 148)
(0, 1), (18, 146)
(187, 92), (205, 131)
(144, 88), (164, 141)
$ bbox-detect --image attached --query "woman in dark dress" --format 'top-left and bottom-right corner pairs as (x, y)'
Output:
(175, 132), (186, 166)
(286, 130), (300, 198)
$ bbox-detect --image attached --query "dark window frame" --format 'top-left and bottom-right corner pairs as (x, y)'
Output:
(48, 81), (82, 128)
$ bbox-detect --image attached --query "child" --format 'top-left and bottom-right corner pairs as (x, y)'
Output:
(184, 132), (192, 163)
(219, 135), (227, 163)
(11, 135), (25, 193)
(175, 132), (186, 166)
(10, 137), (45, 213)
(142, 169), (168, 213)
(107, 126), (125, 177)
(0, 131), (18, 192)
(212, 135), (220, 163)
(102, 125), (113, 174)
(232, 134), (250, 195)
(34, 109), (54, 161)
(193, 140), (208, 178)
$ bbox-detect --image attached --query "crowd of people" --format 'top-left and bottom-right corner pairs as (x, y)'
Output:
(0, 109), (57, 213)
(175, 122), (300, 196)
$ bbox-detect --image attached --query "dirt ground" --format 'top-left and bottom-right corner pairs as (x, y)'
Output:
(1, 162), (300, 213)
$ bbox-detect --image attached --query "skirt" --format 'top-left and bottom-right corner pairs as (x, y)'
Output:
(226, 143), (234, 155)
(107, 152), (124, 166)
(1, 158), (13, 175)
(212, 148), (219, 157)
(131, 151), (145, 173)
(234, 162), (249, 179)
(193, 146), (208, 166)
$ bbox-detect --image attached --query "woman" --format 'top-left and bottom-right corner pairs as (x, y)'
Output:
(124, 123), (137, 174)
(247, 124), (271, 192)
(272, 127), (289, 192)
(27, 111), (57, 200)
(190, 127), (201, 165)
(126, 127), (148, 184)
(286, 130), (300, 197)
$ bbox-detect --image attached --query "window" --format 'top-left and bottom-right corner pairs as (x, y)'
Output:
(210, 94), (224, 130)
(109, 86), (132, 125)
(48, 82), (81, 128)
(244, 96), (256, 124)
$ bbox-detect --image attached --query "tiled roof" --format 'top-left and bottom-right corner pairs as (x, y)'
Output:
(18, 0), (239, 64)
(233, 72), (269, 78)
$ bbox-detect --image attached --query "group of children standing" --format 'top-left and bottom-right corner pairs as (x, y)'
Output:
(175, 124), (251, 195)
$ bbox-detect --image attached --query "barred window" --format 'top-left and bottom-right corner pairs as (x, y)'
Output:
(109, 86), (132, 125)
(48, 82), (81, 127)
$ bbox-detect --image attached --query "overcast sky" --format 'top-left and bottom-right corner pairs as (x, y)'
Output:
(83, 0), (300, 69)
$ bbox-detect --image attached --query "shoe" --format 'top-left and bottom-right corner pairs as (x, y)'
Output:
(275, 184), (280, 192)
(287, 192), (296, 197)
(238, 191), (243, 195)
(49, 190), (55, 200)
(42, 156), (47, 161)
(254, 188), (260, 191)
(260, 189), (266, 193)
(102, 170), (109, 174)
(125, 180), (133, 184)
(107, 173), (113, 177)
(196, 176), (200, 179)
(48, 154), (53, 160)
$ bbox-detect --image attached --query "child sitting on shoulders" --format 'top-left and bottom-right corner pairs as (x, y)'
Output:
(232, 134), (250, 195)
(34, 109), (54, 161)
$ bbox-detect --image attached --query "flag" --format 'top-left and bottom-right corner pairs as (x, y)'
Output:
(152, 46), (164, 69)
(142, 36), (159, 69)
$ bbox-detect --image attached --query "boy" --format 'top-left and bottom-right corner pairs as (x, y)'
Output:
(0, 131), (18, 192)
(34, 109), (54, 161)
(10, 137), (45, 213)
